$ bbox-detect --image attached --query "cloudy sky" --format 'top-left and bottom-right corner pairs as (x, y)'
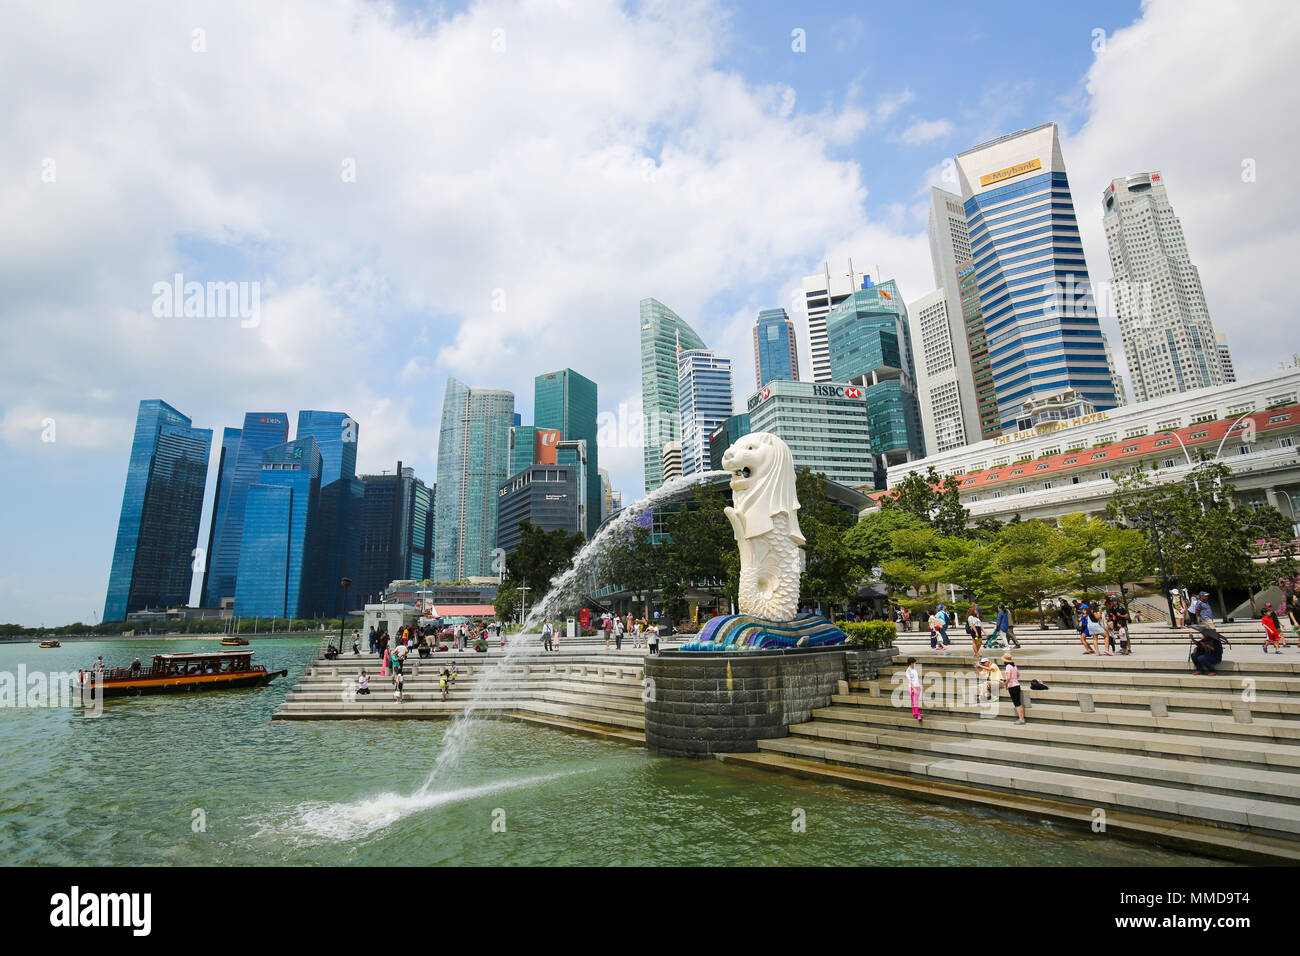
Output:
(2, 0), (1298, 625)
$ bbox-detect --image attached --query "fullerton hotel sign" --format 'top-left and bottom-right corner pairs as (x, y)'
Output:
(994, 411), (1111, 445)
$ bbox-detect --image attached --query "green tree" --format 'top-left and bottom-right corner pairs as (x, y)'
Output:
(989, 520), (1074, 626)
(795, 471), (861, 614)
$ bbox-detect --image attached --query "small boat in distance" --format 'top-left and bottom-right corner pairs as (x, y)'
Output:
(76, 650), (287, 699)
(39, 639), (61, 648)
(220, 636), (250, 646)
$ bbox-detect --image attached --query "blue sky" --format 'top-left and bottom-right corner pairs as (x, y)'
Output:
(3, 0), (1298, 626)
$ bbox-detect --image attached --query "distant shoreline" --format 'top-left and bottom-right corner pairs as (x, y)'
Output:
(0, 631), (323, 645)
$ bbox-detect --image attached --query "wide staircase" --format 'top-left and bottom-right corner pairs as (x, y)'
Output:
(894, 619), (1269, 648)
(723, 647), (1300, 863)
(272, 651), (647, 742)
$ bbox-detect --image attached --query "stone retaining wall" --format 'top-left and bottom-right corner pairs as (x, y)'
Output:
(644, 645), (896, 757)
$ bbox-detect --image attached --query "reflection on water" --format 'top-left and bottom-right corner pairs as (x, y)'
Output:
(0, 639), (1225, 866)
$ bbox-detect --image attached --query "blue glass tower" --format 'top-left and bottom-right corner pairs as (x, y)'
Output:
(753, 308), (800, 388)
(296, 410), (361, 617)
(233, 437), (322, 619)
(199, 426), (242, 606)
(202, 412), (289, 606)
(826, 279), (925, 486)
(956, 123), (1118, 431)
(104, 400), (212, 621)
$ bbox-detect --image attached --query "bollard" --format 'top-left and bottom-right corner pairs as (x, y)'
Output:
(1078, 692), (1094, 713)
(1022, 687), (1031, 711)
(836, 679), (849, 696)
(866, 680), (881, 698)
(1150, 697), (1168, 718)
(1231, 701), (1252, 724)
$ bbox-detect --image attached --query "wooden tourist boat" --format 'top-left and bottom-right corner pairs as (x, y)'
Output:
(76, 650), (287, 698)
(220, 637), (250, 646)
(39, 639), (61, 648)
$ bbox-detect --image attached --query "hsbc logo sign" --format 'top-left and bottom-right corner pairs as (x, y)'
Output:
(761, 387), (771, 399)
(812, 385), (862, 399)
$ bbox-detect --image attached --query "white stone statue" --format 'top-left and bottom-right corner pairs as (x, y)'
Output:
(720, 432), (805, 622)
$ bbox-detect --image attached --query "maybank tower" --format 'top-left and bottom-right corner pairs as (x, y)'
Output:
(956, 123), (1119, 433)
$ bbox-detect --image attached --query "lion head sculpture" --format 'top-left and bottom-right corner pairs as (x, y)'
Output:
(720, 432), (805, 544)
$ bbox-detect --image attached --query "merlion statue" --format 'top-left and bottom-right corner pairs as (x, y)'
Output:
(678, 431), (845, 651)
(721, 433), (805, 622)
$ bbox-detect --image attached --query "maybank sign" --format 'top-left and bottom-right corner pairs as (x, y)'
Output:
(979, 157), (1042, 187)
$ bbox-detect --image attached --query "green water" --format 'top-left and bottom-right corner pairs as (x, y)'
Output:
(0, 639), (1224, 866)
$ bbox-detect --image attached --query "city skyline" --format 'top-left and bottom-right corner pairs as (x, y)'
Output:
(6, 0), (1300, 624)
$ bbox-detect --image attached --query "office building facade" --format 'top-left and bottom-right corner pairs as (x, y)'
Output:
(104, 400), (213, 621)
(434, 377), (514, 580)
(233, 437), (322, 619)
(753, 308), (799, 388)
(956, 123), (1119, 431)
(802, 261), (872, 383)
(296, 410), (362, 616)
(745, 381), (873, 488)
(640, 298), (706, 492)
(357, 462), (433, 603)
(534, 368), (600, 537)
(1103, 170), (1226, 404)
(825, 279), (926, 483)
(200, 412), (289, 607)
(1217, 332), (1237, 383)
(709, 412), (751, 472)
(677, 348), (734, 477)
(496, 464), (581, 555)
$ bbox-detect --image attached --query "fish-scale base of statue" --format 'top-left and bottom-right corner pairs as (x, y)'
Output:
(678, 612), (847, 651)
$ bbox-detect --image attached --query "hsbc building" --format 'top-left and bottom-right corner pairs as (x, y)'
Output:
(745, 379), (874, 488)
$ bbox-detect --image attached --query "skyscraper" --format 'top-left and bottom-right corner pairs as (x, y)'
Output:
(434, 377), (514, 580)
(752, 308), (799, 389)
(104, 400), (212, 621)
(1217, 332), (1237, 383)
(233, 437), (322, 619)
(745, 381), (874, 488)
(357, 462), (433, 602)
(1102, 170), (1226, 403)
(640, 298), (706, 492)
(534, 368), (599, 537)
(200, 412), (289, 607)
(956, 123), (1118, 431)
(825, 279), (925, 485)
(916, 186), (985, 450)
(677, 348), (734, 477)
(802, 262), (872, 383)
(296, 410), (361, 617)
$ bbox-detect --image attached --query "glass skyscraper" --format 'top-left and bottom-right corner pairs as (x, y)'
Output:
(534, 368), (599, 537)
(296, 410), (361, 617)
(752, 308), (799, 388)
(356, 462), (433, 603)
(825, 279), (925, 486)
(434, 377), (514, 580)
(956, 123), (1118, 431)
(233, 437), (322, 619)
(640, 298), (706, 493)
(200, 412), (289, 607)
(104, 400), (213, 621)
(677, 348), (734, 477)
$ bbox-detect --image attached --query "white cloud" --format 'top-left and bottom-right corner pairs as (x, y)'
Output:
(1061, 0), (1300, 386)
(897, 117), (954, 146)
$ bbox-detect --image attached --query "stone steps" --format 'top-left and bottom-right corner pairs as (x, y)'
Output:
(754, 735), (1300, 840)
(828, 692), (1300, 742)
(813, 703), (1300, 767)
(781, 719), (1300, 804)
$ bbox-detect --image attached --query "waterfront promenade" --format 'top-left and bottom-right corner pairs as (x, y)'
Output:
(273, 623), (1300, 863)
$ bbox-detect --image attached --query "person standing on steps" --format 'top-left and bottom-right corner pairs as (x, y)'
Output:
(1262, 603), (1286, 653)
(1077, 602), (1097, 655)
(613, 614), (624, 651)
(905, 657), (923, 723)
(1187, 591), (1215, 626)
(966, 606), (983, 660)
(1002, 653), (1025, 724)
(936, 604), (950, 649)
(541, 619), (553, 652)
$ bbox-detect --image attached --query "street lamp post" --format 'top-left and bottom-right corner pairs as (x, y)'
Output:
(518, 586), (530, 630)
(338, 577), (352, 652)
(1146, 507), (1180, 630)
